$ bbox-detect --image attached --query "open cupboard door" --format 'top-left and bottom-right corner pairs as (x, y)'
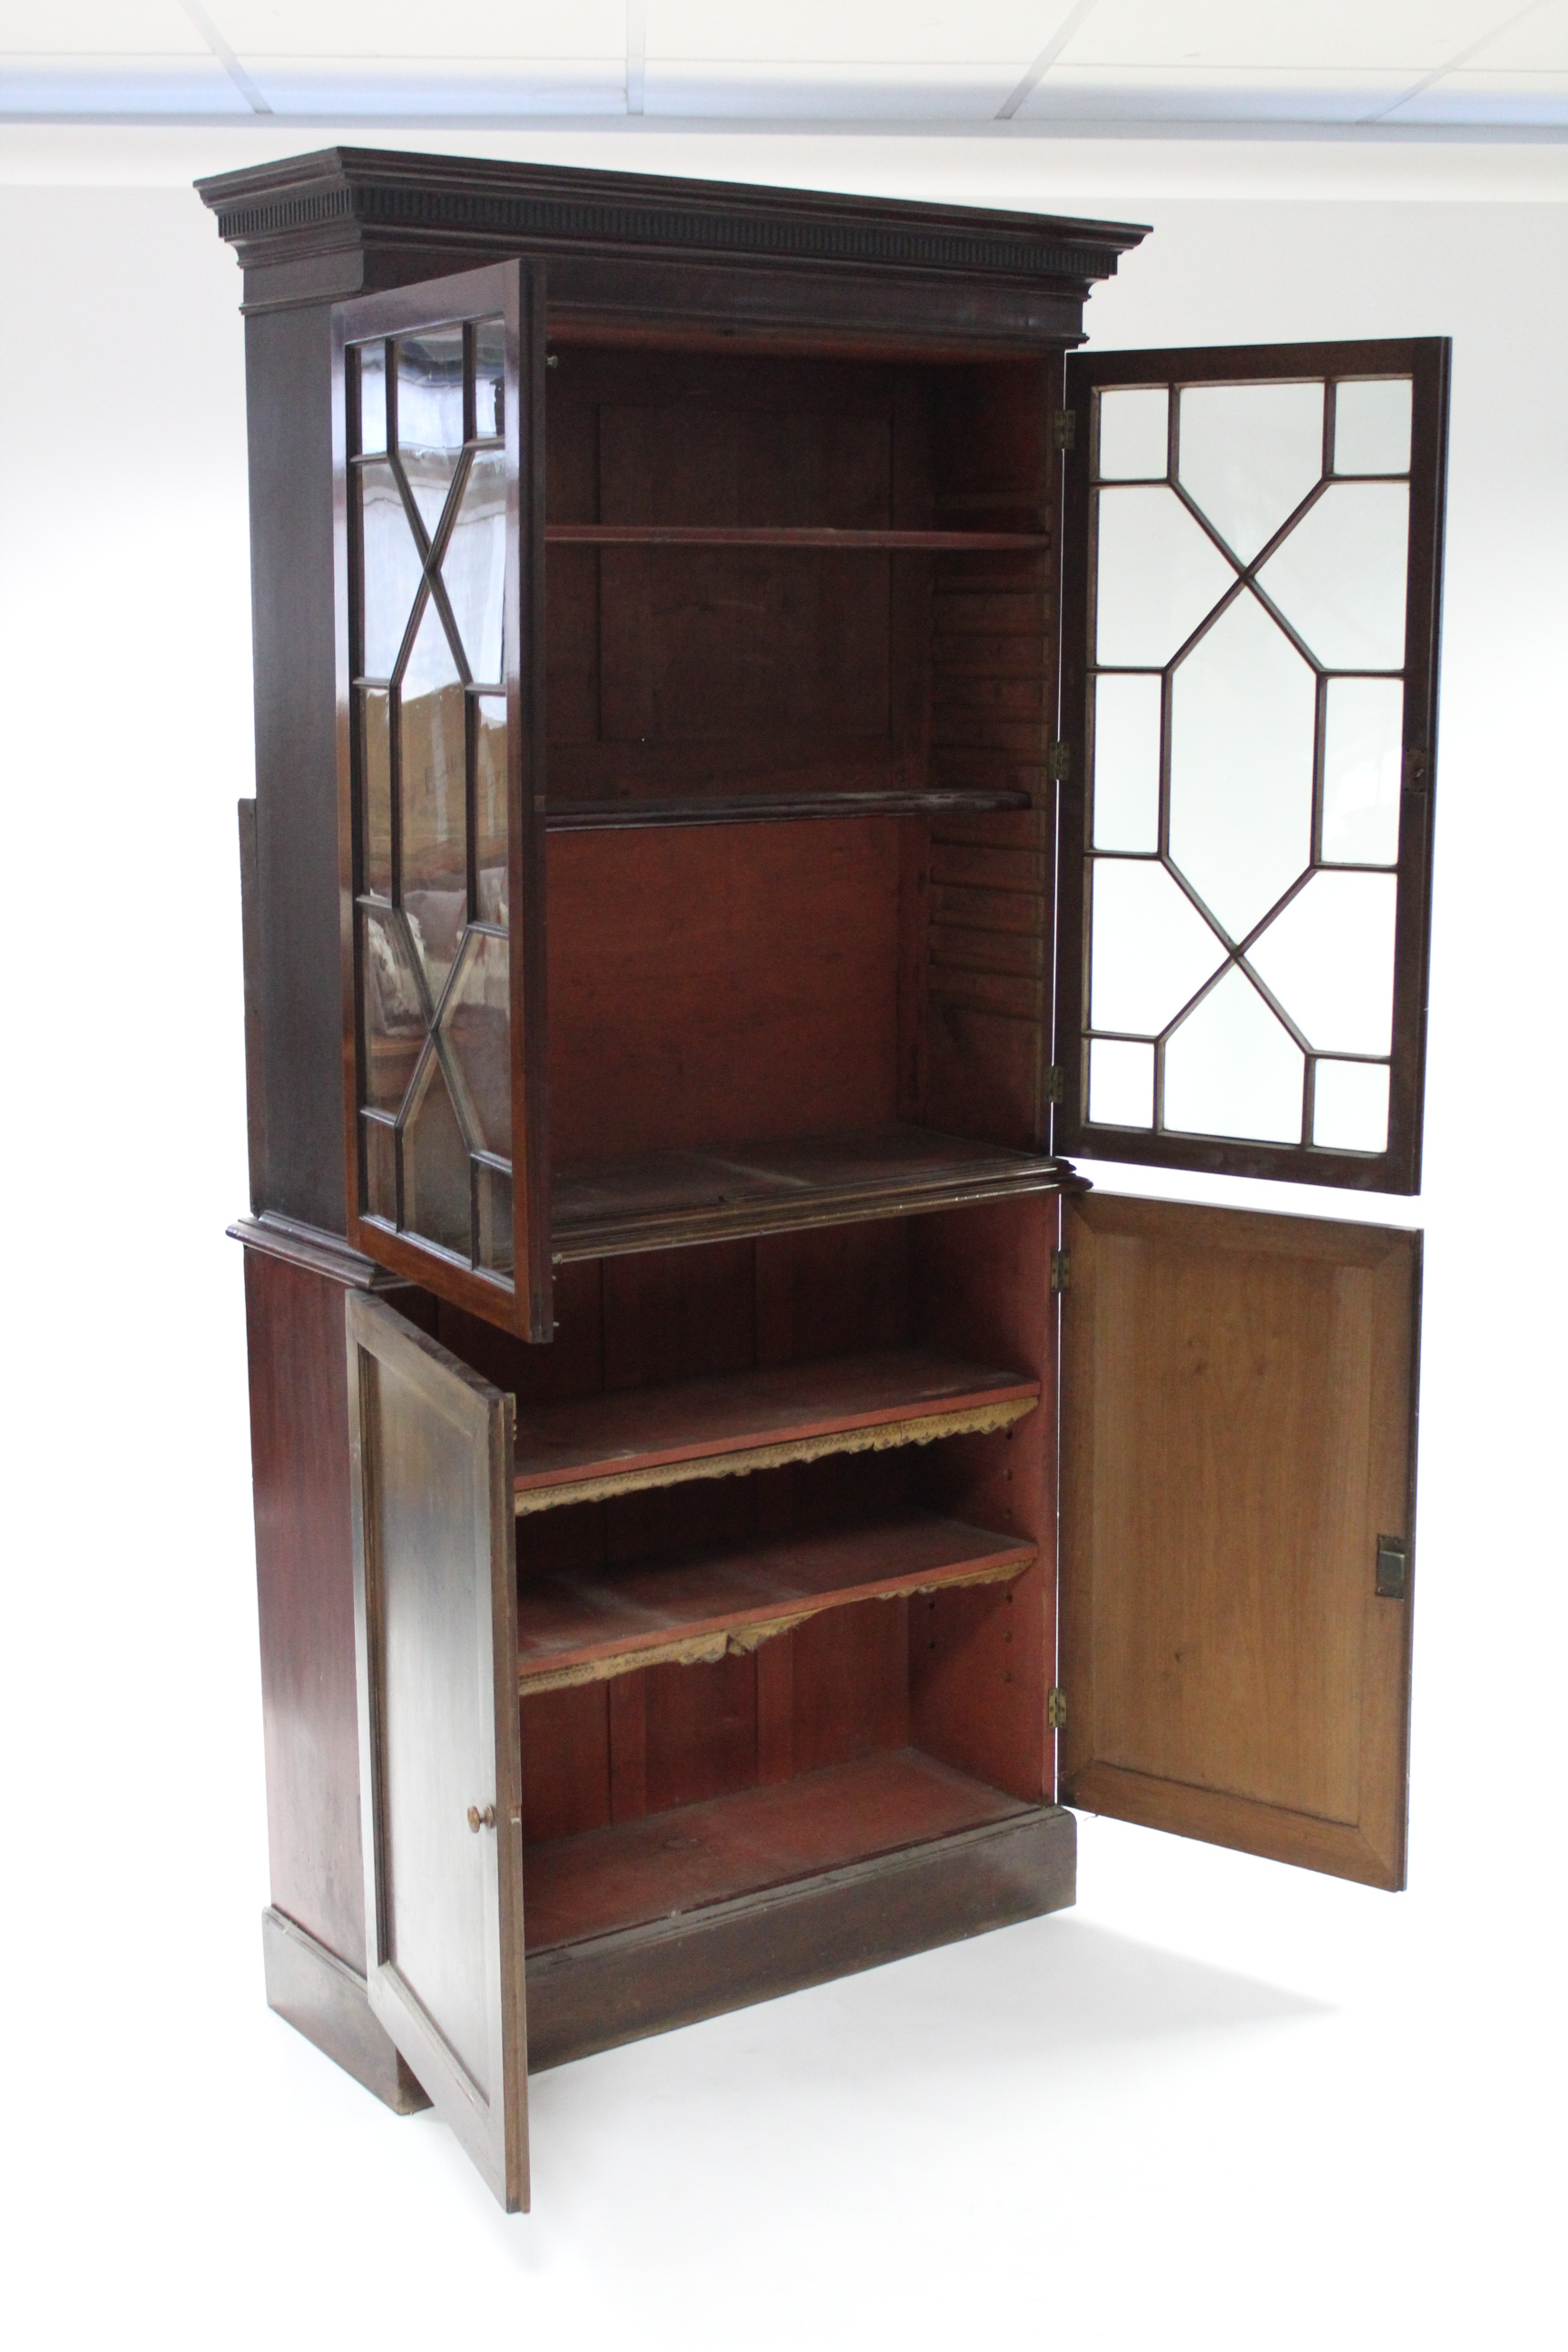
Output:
(347, 1291), (529, 2210)
(1058, 1194), (1419, 1888)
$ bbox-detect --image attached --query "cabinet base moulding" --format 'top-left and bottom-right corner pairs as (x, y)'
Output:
(260, 1906), (432, 2115)
(524, 1802), (1077, 2072)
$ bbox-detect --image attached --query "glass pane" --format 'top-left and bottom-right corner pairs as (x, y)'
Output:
(400, 662), (467, 1002)
(441, 931), (511, 1158)
(1313, 1059), (1389, 1152)
(363, 1113), (397, 1220)
(402, 1059), (473, 1259)
(397, 329), (465, 541)
(1088, 1036), (1154, 1128)
(1092, 674), (1161, 852)
(476, 1163), (514, 1272)
(475, 318), (505, 440)
(1164, 967), (1304, 1144)
(361, 687), (392, 898)
(361, 906), (427, 1114)
(1089, 858), (1226, 1036)
(358, 341), (387, 457)
(359, 461), (423, 681)
(1334, 378), (1412, 475)
(1168, 589), (1315, 940)
(1322, 677), (1403, 866)
(1097, 387), (1167, 480)
(1248, 870), (1398, 1055)
(1177, 380), (1323, 565)
(1254, 482), (1409, 671)
(475, 699), (508, 924)
(443, 448), (506, 686)
(1095, 486), (1236, 669)
(401, 584), (462, 699)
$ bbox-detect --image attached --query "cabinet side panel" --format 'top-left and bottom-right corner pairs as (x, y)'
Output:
(244, 1247), (367, 1964)
(246, 302), (347, 1232)
(908, 1193), (1058, 1801)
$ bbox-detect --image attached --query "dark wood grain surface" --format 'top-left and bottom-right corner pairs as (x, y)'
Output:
(513, 1345), (1038, 1502)
(517, 1511), (1034, 1689)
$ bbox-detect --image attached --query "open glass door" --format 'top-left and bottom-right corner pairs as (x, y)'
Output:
(334, 261), (552, 1339)
(1057, 339), (1448, 1192)
(347, 1292), (529, 2210)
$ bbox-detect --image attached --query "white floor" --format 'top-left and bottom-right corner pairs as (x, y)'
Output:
(2, 138), (1563, 2350)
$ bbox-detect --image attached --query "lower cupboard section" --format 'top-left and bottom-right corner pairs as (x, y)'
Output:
(524, 1773), (1076, 2071)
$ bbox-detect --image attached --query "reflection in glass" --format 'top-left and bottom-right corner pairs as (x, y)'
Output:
(1089, 1037), (1154, 1128)
(1334, 378), (1412, 476)
(475, 318), (505, 440)
(1089, 858), (1225, 1036)
(403, 1058), (472, 1259)
(400, 665), (467, 1000)
(397, 329), (465, 539)
(1093, 674), (1161, 852)
(359, 462), (423, 679)
(443, 449), (506, 684)
(1177, 379), (1323, 565)
(363, 1113), (397, 1220)
(1248, 870), (1397, 1055)
(442, 932), (511, 1157)
(361, 688), (392, 898)
(1322, 678), (1403, 867)
(476, 1163), (514, 1273)
(1097, 387), (1168, 480)
(360, 907), (426, 1112)
(1095, 486), (1236, 669)
(1164, 967), (1303, 1144)
(475, 698), (507, 921)
(358, 341), (387, 456)
(1169, 590), (1315, 940)
(1254, 482), (1409, 671)
(1313, 1058), (1389, 1152)
(401, 585), (462, 699)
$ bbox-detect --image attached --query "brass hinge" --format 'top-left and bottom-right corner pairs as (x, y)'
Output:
(1050, 1248), (1071, 1294)
(1047, 1686), (1068, 1730)
(1053, 407), (1076, 452)
(1048, 741), (1072, 782)
(1044, 1063), (1065, 1106)
(1376, 1534), (1409, 1600)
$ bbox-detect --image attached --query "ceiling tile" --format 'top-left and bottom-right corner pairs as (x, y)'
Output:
(213, 2), (625, 61)
(1054, 0), (1523, 72)
(649, 3), (1049, 67)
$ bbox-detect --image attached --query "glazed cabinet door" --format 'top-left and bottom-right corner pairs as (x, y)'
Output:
(1059, 1194), (1418, 1888)
(1056, 339), (1448, 1193)
(335, 262), (552, 1339)
(346, 1291), (529, 2210)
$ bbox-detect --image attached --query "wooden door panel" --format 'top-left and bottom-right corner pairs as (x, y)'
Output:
(1060, 1194), (1417, 1887)
(347, 1292), (529, 2210)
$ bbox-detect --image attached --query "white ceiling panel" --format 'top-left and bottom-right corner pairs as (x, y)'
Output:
(1018, 66), (1426, 122)
(1052, 0), (1527, 72)
(0, 0), (1564, 125)
(646, 63), (1014, 118)
(0, 0), (206, 51)
(649, 2), (1050, 65)
(213, 3), (626, 61)
(1388, 70), (1568, 122)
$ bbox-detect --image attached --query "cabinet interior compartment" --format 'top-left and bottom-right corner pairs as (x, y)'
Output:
(433, 1191), (1057, 1973)
(542, 342), (1062, 1262)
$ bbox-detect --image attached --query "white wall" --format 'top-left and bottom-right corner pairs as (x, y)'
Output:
(2, 128), (1561, 2347)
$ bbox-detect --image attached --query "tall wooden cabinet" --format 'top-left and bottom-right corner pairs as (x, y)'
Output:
(202, 151), (1446, 2212)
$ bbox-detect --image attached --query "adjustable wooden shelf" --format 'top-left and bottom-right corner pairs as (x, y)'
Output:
(206, 150), (1445, 2214)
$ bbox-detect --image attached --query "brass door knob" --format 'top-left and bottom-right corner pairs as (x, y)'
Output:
(466, 1804), (496, 1832)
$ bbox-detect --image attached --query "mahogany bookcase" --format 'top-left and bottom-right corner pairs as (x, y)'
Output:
(201, 151), (1446, 2211)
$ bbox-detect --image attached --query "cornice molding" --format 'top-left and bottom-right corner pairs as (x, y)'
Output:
(197, 145), (1148, 296)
